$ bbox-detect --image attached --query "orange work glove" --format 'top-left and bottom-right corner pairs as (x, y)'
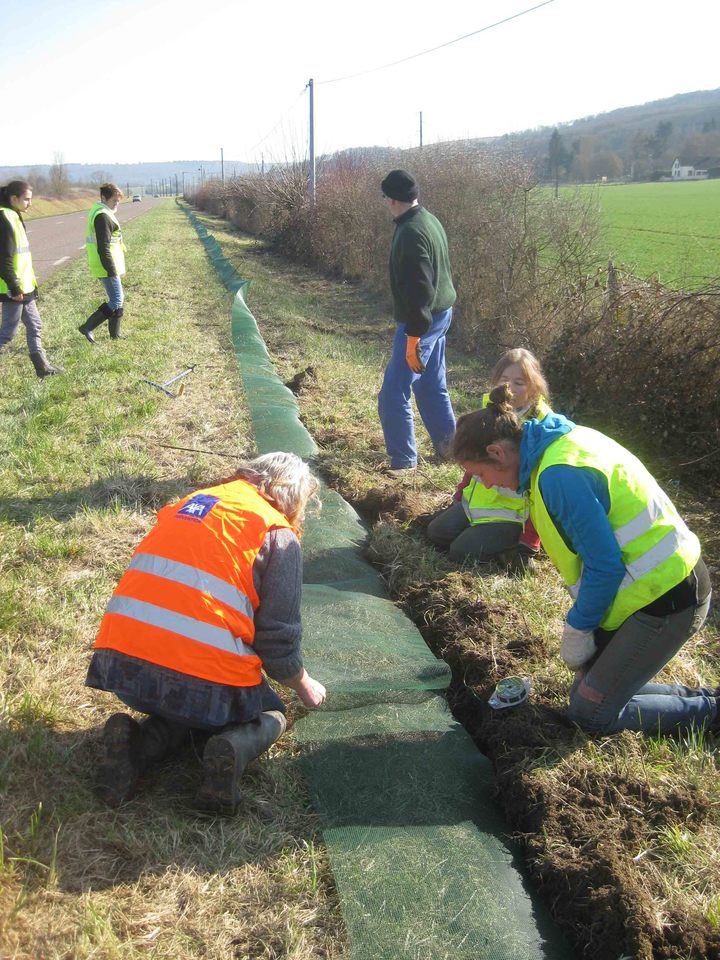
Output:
(405, 335), (425, 373)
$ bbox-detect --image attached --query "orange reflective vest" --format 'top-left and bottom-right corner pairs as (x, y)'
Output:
(94, 479), (293, 687)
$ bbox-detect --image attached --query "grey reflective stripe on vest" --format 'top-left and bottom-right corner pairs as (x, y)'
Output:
(568, 523), (694, 599)
(618, 526), (693, 591)
(128, 552), (254, 619)
(15, 244), (30, 254)
(613, 494), (670, 548)
(106, 596), (256, 657)
(465, 507), (524, 522)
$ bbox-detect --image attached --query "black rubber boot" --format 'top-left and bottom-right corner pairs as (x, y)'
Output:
(139, 714), (191, 763)
(29, 348), (64, 378)
(94, 713), (144, 806)
(94, 714), (190, 807)
(108, 307), (125, 340)
(79, 302), (113, 343)
(199, 711), (287, 814)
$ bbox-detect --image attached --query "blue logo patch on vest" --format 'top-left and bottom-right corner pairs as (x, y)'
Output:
(177, 494), (220, 521)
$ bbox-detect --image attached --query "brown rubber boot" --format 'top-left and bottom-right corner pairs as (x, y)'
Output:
(199, 711), (287, 814)
(94, 713), (144, 806)
(94, 714), (191, 807)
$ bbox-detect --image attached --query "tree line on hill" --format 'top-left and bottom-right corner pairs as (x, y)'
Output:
(505, 88), (720, 183)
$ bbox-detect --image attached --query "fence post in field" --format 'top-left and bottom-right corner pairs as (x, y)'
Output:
(605, 259), (619, 318)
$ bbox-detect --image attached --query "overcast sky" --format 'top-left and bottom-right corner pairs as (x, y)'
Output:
(3, 0), (719, 168)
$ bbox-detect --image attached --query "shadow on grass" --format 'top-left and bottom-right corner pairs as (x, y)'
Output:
(0, 473), (190, 525)
(0, 715), (317, 894)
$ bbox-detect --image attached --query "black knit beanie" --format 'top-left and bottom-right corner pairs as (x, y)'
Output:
(381, 169), (419, 202)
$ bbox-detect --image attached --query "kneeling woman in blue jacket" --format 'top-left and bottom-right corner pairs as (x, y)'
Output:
(452, 384), (715, 735)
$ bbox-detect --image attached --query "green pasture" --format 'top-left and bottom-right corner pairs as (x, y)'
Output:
(566, 179), (720, 289)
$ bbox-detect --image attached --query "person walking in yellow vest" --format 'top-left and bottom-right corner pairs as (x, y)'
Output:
(428, 349), (550, 573)
(79, 182), (128, 343)
(85, 452), (327, 812)
(0, 180), (63, 377)
(451, 385), (715, 736)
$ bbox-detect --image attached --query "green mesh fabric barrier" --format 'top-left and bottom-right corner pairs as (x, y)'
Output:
(300, 584), (450, 694)
(297, 697), (567, 960)
(231, 283), (318, 458)
(180, 204), (574, 960)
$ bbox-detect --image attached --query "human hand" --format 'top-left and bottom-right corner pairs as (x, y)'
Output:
(560, 622), (597, 669)
(298, 673), (327, 708)
(10, 292), (23, 302)
(405, 335), (425, 373)
(285, 668), (326, 708)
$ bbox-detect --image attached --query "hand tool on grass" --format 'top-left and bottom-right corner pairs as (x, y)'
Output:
(141, 365), (196, 398)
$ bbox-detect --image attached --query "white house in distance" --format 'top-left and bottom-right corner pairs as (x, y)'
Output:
(668, 158), (708, 180)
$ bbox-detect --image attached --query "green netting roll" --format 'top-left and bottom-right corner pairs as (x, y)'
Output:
(297, 698), (573, 960)
(180, 204), (575, 960)
(301, 584), (450, 696)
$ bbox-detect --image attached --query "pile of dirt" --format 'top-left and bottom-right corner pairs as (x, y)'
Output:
(333, 481), (720, 960)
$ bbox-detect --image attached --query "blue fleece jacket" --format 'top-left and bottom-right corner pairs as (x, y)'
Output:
(518, 414), (626, 631)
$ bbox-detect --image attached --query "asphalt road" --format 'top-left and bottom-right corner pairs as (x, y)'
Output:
(26, 196), (164, 283)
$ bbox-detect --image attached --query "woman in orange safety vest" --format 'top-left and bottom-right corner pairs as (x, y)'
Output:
(86, 451), (326, 813)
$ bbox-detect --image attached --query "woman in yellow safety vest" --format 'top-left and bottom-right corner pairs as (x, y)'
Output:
(79, 182), (128, 343)
(428, 349), (550, 574)
(0, 180), (63, 377)
(86, 452), (327, 812)
(451, 384), (715, 736)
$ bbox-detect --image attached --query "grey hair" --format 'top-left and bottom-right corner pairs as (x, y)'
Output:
(234, 452), (320, 528)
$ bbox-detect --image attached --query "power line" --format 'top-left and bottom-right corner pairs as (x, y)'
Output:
(245, 88), (308, 157)
(317, 0), (559, 86)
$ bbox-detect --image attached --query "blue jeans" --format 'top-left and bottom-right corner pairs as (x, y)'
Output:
(567, 594), (715, 735)
(100, 275), (124, 310)
(378, 309), (456, 468)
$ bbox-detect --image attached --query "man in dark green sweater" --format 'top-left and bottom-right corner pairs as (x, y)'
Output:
(378, 169), (456, 475)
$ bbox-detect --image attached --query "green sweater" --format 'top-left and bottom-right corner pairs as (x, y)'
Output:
(389, 205), (456, 337)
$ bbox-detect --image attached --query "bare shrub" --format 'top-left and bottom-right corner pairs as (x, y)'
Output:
(195, 147), (599, 354)
(192, 150), (720, 485)
(546, 272), (720, 481)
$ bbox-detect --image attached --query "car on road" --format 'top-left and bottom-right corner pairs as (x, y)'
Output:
(132, 195), (142, 202)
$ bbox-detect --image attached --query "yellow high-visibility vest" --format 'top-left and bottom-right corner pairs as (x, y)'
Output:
(462, 396), (551, 525)
(86, 202), (127, 278)
(531, 425), (700, 629)
(0, 208), (37, 295)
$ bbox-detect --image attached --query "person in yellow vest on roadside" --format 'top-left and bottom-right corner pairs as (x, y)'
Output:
(79, 182), (128, 343)
(86, 452), (327, 812)
(451, 384), (715, 736)
(0, 180), (63, 377)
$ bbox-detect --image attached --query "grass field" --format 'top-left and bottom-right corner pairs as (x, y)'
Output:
(1, 200), (719, 959)
(190, 208), (720, 960)
(0, 203), (345, 960)
(576, 178), (720, 289)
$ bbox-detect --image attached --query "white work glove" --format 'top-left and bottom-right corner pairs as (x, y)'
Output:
(560, 622), (597, 669)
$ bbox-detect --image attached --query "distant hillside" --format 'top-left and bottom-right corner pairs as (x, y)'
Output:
(481, 88), (720, 181)
(4, 88), (719, 189)
(326, 89), (720, 184)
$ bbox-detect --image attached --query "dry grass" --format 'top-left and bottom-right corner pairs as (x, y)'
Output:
(187, 208), (720, 960)
(0, 204), (346, 959)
